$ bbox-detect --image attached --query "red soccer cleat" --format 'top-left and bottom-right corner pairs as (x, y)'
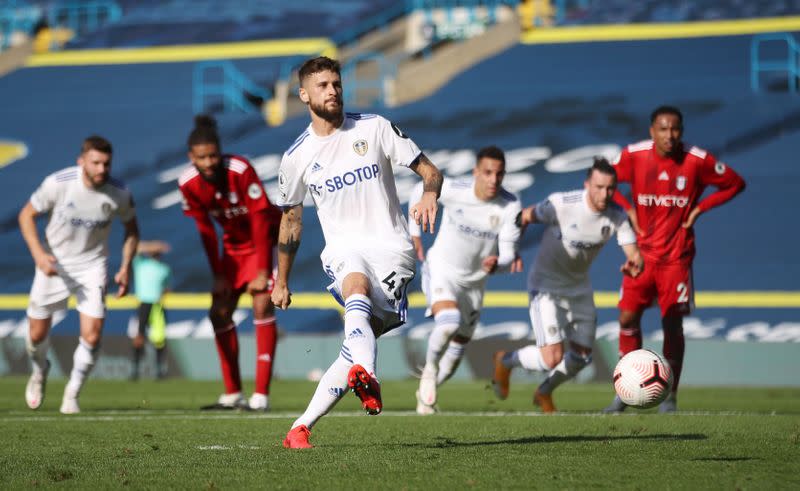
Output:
(347, 364), (382, 415)
(283, 425), (313, 449)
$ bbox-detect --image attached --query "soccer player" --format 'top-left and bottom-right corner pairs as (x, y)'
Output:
(178, 115), (282, 411)
(604, 105), (745, 413)
(19, 136), (139, 414)
(129, 240), (171, 380)
(410, 145), (524, 415)
(492, 158), (643, 413)
(274, 56), (442, 449)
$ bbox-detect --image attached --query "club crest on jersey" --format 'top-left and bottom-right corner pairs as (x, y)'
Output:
(101, 202), (112, 215)
(247, 183), (262, 199)
(353, 140), (368, 156)
(228, 191), (238, 204)
(676, 176), (686, 191)
(601, 225), (611, 238)
(489, 215), (500, 228)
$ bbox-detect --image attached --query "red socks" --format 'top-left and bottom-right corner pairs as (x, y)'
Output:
(214, 325), (241, 394)
(254, 316), (277, 395)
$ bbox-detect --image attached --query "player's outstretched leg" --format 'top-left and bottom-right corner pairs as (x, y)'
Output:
(348, 364), (382, 415)
(658, 393), (677, 413)
(283, 353), (351, 448)
(436, 340), (466, 386)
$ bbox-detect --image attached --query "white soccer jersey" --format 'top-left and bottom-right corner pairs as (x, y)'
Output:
(29, 166), (135, 268)
(528, 190), (635, 296)
(278, 113), (421, 260)
(409, 177), (522, 284)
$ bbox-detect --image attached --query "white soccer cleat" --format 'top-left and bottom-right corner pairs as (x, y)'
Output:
(418, 372), (437, 408)
(25, 360), (50, 410)
(248, 393), (270, 411)
(218, 392), (247, 408)
(60, 396), (80, 415)
(415, 390), (438, 415)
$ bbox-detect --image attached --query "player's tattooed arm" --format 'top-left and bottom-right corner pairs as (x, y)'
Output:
(409, 153), (443, 233)
(273, 205), (303, 310)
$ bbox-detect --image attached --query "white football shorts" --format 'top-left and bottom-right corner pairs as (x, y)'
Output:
(27, 262), (107, 319)
(421, 260), (484, 338)
(322, 247), (415, 335)
(529, 291), (596, 349)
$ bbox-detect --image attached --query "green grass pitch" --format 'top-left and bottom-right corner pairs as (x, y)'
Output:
(1, 377), (798, 489)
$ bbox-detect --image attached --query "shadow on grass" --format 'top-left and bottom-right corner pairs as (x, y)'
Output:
(422, 433), (708, 448)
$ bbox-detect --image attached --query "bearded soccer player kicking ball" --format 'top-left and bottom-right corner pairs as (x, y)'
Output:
(178, 116), (282, 411)
(274, 56), (442, 449)
(603, 105), (745, 413)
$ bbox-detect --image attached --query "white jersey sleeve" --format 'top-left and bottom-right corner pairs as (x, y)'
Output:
(376, 116), (421, 168)
(276, 130), (310, 208)
(30, 173), (64, 213)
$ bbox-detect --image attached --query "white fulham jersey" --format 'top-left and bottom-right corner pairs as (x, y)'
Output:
(278, 113), (421, 260)
(528, 189), (635, 296)
(29, 166), (136, 268)
(409, 177), (522, 284)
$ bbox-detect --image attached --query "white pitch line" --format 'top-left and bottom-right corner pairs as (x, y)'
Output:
(0, 410), (788, 423)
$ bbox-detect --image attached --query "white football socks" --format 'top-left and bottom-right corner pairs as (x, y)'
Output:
(64, 337), (99, 399)
(342, 294), (376, 375)
(26, 333), (50, 375)
(511, 345), (553, 372)
(436, 341), (465, 385)
(292, 354), (350, 430)
(422, 308), (460, 378)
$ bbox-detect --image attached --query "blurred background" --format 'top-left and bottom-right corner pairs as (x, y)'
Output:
(0, 0), (798, 385)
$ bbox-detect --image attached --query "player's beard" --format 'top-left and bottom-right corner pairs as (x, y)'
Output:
(310, 97), (343, 124)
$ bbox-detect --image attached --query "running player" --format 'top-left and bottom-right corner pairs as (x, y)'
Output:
(493, 158), (643, 413)
(20, 135), (139, 414)
(410, 145), (523, 415)
(604, 105), (745, 413)
(178, 115), (281, 411)
(275, 56), (442, 448)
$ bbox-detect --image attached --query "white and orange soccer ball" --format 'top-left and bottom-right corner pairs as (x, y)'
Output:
(613, 349), (674, 409)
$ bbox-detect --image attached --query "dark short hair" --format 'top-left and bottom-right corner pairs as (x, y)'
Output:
(650, 105), (683, 125)
(586, 157), (617, 180)
(187, 114), (220, 149)
(298, 56), (341, 85)
(476, 145), (505, 166)
(81, 135), (112, 155)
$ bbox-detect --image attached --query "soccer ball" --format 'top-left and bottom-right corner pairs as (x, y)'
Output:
(613, 349), (673, 409)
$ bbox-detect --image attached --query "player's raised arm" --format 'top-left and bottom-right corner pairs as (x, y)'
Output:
(409, 153), (442, 234)
(272, 204), (303, 310)
(115, 217), (140, 297)
(18, 202), (57, 276)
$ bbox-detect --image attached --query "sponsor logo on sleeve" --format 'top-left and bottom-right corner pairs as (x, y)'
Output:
(715, 162), (726, 175)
